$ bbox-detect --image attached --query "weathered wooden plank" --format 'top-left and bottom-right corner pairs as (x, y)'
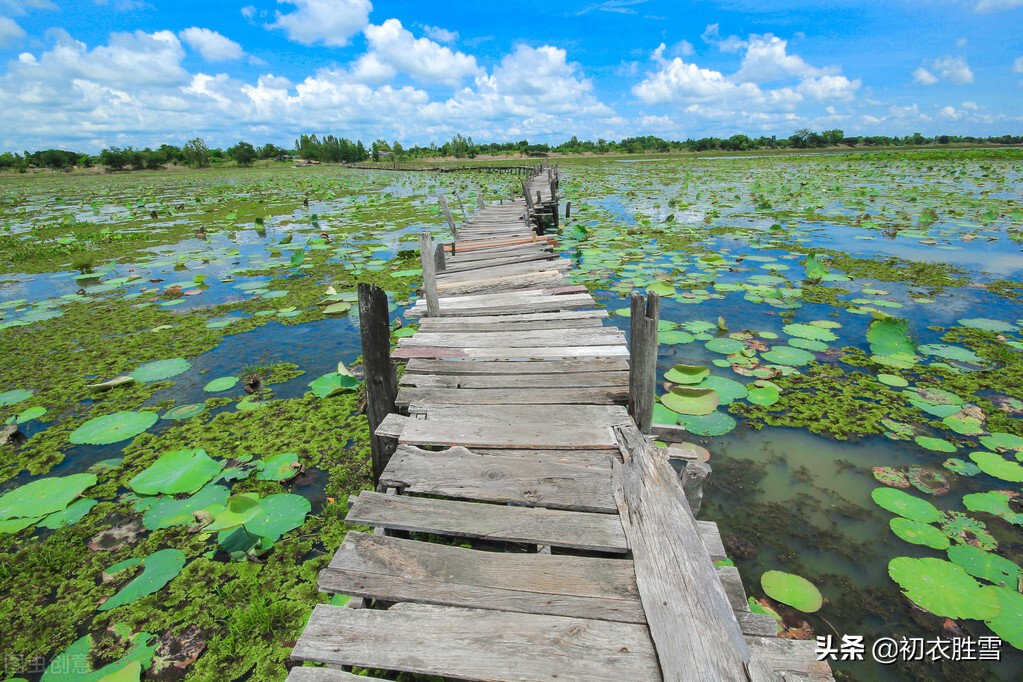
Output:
(399, 370), (629, 389)
(374, 412), (408, 439)
(380, 445), (616, 512)
(441, 252), (560, 274)
(415, 308), (607, 329)
(287, 668), (383, 682)
(405, 294), (596, 318)
(292, 603), (661, 682)
(346, 491), (628, 552)
(416, 317), (605, 333)
(613, 424), (750, 680)
(435, 270), (564, 296)
(390, 417), (619, 449)
(395, 384), (628, 406)
(398, 329), (625, 348)
(318, 532), (644, 622)
(746, 637), (835, 682)
(406, 403), (631, 423)
(697, 519), (726, 560)
(394, 345), (630, 361)
(455, 447), (614, 469)
(403, 357), (628, 375)
(437, 258), (566, 282)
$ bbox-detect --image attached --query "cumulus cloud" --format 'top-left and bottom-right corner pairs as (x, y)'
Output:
(356, 19), (481, 85)
(0, 15), (25, 47)
(422, 25), (456, 43)
(733, 34), (826, 83)
(1014, 56), (1023, 72)
(0, 0), (56, 13)
(932, 56), (974, 84)
(974, 0), (1023, 12)
(913, 67), (938, 85)
(179, 27), (244, 61)
(269, 0), (371, 47)
(700, 23), (745, 53)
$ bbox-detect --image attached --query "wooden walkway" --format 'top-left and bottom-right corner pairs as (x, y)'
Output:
(289, 173), (833, 681)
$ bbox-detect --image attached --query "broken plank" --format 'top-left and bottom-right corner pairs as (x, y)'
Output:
(292, 603), (661, 682)
(287, 668), (383, 682)
(380, 445), (616, 512)
(318, 532), (644, 622)
(374, 412), (408, 439)
(346, 491), (628, 552)
(746, 637), (836, 682)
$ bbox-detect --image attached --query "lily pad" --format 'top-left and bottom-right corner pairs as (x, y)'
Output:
(699, 375), (748, 404)
(877, 373), (908, 388)
(161, 403), (205, 420)
(129, 448), (223, 496)
(871, 487), (942, 523)
(987, 588), (1023, 650)
(37, 498), (98, 529)
(100, 548), (186, 611)
(203, 376), (239, 392)
(957, 317), (1016, 333)
(309, 371), (360, 398)
(658, 330), (695, 345)
(0, 388), (32, 407)
(69, 411), (158, 445)
(970, 451), (1023, 483)
(244, 493), (311, 542)
(890, 517), (950, 550)
(0, 473), (97, 522)
(783, 323), (837, 342)
(907, 466), (950, 495)
(15, 405), (47, 423)
(946, 545), (1022, 587)
(980, 432), (1023, 453)
(918, 344), (984, 365)
(760, 570), (822, 613)
(705, 337), (746, 354)
(675, 410), (737, 436)
(661, 387), (720, 416)
(760, 346), (815, 367)
(129, 358), (191, 382)
(867, 317), (917, 368)
(664, 364), (709, 385)
(256, 452), (301, 481)
(873, 466), (910, 488)
(888, 557), (1000, 620)
(142, 484), (230, 530)
(963, 491), (1023, 525)
(943, 458), (981, 476)
(914, 436), (956, 453)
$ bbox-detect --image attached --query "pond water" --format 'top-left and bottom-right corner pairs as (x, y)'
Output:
(0, 153), (1021, 680)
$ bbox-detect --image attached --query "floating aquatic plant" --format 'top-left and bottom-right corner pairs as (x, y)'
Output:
(69, 410), (159, 445)
(760, 570), (823, 613)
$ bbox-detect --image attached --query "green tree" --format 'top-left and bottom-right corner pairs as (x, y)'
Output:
(183, 137), (211, 168)
(228, 141), (257, 166)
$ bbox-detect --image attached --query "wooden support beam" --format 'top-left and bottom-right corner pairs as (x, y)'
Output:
(628, 290), (659, 433)
(475, 183), (485, 210)
(358, 283), (398, 485)
(433, 243), (446, 272)
(681, 460), (712, 517)
(437, 195), (458, 240)
(454, 191), (469, 224)
(418, 232), (439, 317)
(566, 201), (571, 219)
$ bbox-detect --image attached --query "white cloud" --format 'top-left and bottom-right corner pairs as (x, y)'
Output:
(956, 37), (969, 49)
(798, 74), (860, 101)
(269, 0), (371, 47)
(733, 34), (825, 83)
(913, 67), (938, 85)
(358, 19), (481, 85)
(700, 23), (745, 53)
(974, 0), (1023, 12)
(179, 27), (244, 62)
(932, 56), (974, 84)
(0, 15), (25, 47)
(0, 0), (55, 13)
(634, 52), (762, 104)
(422, 25), (456, 43)
(1014, 56), (1023, 72)
(668, 39), (693, 57)
(939, 105), (961, 119)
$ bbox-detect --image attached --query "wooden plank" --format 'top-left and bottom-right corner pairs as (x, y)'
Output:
(391, 417), (619, 449)
(287, 668), (382, 682)
(697, 519), (726, 560)
(346, 491), (628, 552)
(403, 357), (627, 375)
(441, 252), (559, 274)
(437, 258), (567, 281)
(455, 447), (614, 470)
(416, 317), (605, 333)
(415, 309), (608, 329)
(406, 403), (630, 423)
(374, 412), (408, 439)
(435, 270), (564, 297)
(292, 603), (661, 682)
(395, 385), (628, 406)
(746, 637), (835, 682)
(380, 445), (617, 513)
(399, 370), (629, 389)
(318, 532), (644, 622)
(613, 424), (750, 680)
(393, 345), (630, 361)
(398, 329), (625, 348)
(405, 294), (595, 318)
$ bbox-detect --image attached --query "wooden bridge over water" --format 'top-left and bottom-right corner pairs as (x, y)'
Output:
(288, 168), (833, 681)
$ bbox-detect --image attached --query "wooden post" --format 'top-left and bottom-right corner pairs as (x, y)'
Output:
(433, 243), (446, 272)
(358, 283), (398, 485)
(438, 195), (458, 240)
(475, 184), (485, 210)
(565, 201), (571, 219)
(628, 291), (659, 433)
(536, 191), (542, 206)
(454, 192), (469, 223)
(681, 460), (711, 516)
(418, 232), (439, 317)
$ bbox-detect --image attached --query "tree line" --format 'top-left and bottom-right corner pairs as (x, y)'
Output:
(1, 129), (1020, 172)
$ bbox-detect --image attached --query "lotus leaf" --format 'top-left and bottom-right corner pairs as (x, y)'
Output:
(100, 548), (185, 611)
(803, 253), (827, 282)
(783, 323), (836, 342)
(987, 588), (1023, 650)
(888, 557), (1001, 620)
(0, 388), (32, 407)
(914, 436), (956, 453)
(675, 410), (737, 436)
(15, 405), (46, 423)
(206, 493), (263, 531)
(161, 403), (205, 420)
(872, 466), (910, 488)
(37, 498), (97, 529)
(871, 487), (942, 523)
(309, 371), (360, 398)
(129, 448), (223, 495)
(705, 337), (746, 354)
(941, 511), (997, 550)
(760, 570), (822, 612)
(788, 338), (829, 352)
(890, 518), (949, 550)
(658, 330), (695, 345)
(906, 466), (950, 495)
(681, 320), (717, 334)
(256, 452), (301, 481)
(943, 458), (981, 476)
(0, 473), (97, 522)
(244, 493), (311, 542)
(142, 484), (230, 530)
(664, 364), (709, 385)
(877, 373), (908, 388)
(866, 317), (917, 367)
(699, 375), (748, 404)
(761, 345), (815, 367)
(41, 630), (157, 681)
(942, 414), (984, 435)
(963, 491), (1023, 525)
(981, 432), (1023, 452)
(129, 358), (190, 382)
(323, 302), (352, 314)
(957, 317), (1016, 333)
(947, 545), (1022, 586)
(647, 281), (675, 296)
(203, 376), (239, 392)
(661, 387), (719, 415)
(970, 451), (1023, 483)
(918, 344), (984, 364)
(652, 402), (680, 425)
(70, 411), (158, 445)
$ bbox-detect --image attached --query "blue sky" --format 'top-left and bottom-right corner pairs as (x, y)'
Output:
(0, 0), (1021, 152)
